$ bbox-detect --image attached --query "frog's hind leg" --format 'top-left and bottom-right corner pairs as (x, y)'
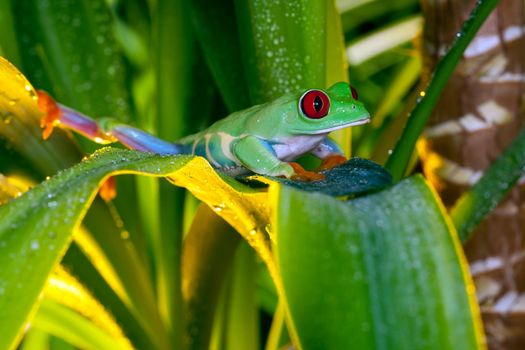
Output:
(109, 124), (183, 154)
(37, 90), (183, 155)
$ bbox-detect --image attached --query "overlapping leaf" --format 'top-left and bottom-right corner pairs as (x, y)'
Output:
(273, 176), (485, 349)
(0, 147), (270, 350)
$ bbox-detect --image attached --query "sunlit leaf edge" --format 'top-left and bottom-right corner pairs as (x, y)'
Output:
(0, 148), (271, 350)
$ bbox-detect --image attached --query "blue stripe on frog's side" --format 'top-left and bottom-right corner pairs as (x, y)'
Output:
(189, 133), (239, 169)
(208, 134), (239, 168)
(192, 138), (207, 158)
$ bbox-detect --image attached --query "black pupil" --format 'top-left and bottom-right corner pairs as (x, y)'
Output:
(313, 95), (323, 112)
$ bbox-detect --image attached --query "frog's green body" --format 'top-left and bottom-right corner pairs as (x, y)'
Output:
(39, 82), (370, 178)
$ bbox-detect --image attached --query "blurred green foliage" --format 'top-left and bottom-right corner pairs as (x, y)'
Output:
(0, 0), (521, 349)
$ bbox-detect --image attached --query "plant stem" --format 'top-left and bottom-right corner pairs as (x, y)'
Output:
(385, 0), (501, 181)
(451, 126), (525, 242)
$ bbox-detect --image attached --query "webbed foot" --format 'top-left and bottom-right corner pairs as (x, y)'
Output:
(37, 90), (61, 140)
(288, 162), (325, 182)
(318, 154), (347, 171)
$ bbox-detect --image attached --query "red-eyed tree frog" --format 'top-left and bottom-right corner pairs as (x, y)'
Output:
(38, 82), (370, 181)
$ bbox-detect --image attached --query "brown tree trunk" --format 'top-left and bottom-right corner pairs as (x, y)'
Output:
(419, 0), (525, 348)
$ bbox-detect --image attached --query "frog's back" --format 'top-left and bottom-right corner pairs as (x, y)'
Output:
(178, 103), (263, 145)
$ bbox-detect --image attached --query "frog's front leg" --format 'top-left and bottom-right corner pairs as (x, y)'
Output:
(38, 90), (181, 155)
(311, 137), (348, 170)
(232, 136), (324, 181)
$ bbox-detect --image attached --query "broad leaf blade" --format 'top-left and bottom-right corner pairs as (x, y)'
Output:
(235, 0), (327, 103)
(12, 0), (131, 123)
(0, 148), (272, 349)
(273, 176), (485, 349)
(190, 0), (251, 111)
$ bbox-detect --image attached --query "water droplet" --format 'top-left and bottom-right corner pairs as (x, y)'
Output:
(121, 230), (130, 239)
(30, 240), (39, 251)
(2, 113), (13, 124)
(213, 203), (226, 212)
(249, 228), (257, 236)
(419, 91), (426, 97)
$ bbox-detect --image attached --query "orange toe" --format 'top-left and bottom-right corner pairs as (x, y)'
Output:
(288, 162), (325, 182)
(37, 90), (61, 140)
(318, 154), (347, 171)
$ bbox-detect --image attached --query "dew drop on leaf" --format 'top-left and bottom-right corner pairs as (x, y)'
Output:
(30, 240), (39, 251)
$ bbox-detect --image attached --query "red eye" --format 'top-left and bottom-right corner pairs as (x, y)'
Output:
(350, 86), (359, 100)
(300, 90), (330, 119)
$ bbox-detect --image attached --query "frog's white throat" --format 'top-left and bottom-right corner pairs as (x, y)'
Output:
(274, 118), (370, 161)
(272, 134), (327, 162)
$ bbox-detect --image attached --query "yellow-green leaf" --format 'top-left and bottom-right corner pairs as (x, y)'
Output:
(0, 147), (273, 350)
(272, 176), (485, 349)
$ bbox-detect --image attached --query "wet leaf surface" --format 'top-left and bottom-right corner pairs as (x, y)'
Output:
(273, 176), (485, 349)
(245, 157), (392, 197)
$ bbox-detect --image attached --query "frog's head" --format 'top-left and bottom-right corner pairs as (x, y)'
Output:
(289, 82), (370, 135)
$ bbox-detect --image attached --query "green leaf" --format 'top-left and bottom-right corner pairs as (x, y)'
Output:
(451, 125), (525, 242)
(152, 3), (217, 346)
(273, 176), (484, 349)
(0, 147), (274, 349)
(0, 0), (21, 66)
(20, 328), (50, 350)
(34, 267), (133, 350)
(235, 0), (328, 103)
(385, 0), (500, 181)
(182, 205), (241, 349)
(32, 299), (129, 350)
(190, 0), (251, 112)
(60, 244), (155, 349)
(223, 243), (260, 350)
(12, 0), (131, 123)
(0, 149), (178, 350)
